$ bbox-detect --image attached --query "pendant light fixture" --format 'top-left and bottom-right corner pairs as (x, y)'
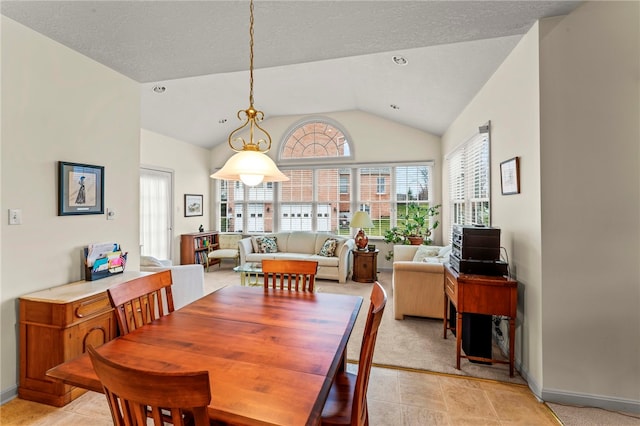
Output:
(210, 0), (288, 187)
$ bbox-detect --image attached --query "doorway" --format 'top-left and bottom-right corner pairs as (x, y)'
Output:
(140, 167), (173, 260)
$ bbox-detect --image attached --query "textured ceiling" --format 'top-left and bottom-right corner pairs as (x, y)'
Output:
(2, 1), (582, 148)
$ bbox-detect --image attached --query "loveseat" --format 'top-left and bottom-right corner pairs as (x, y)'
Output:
(238, 232), (354, 283)
(140, 256), (205, 309)
(392, 244), (451, 320)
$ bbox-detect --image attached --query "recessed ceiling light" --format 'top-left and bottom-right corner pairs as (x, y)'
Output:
(392, 55), (408, 66)
(390, 104), (400, 110)
(152, 85), (166, 94)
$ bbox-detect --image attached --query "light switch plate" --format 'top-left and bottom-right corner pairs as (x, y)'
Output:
(9, 209), (22, 225)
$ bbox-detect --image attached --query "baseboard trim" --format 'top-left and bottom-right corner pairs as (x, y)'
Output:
(1, 385), (18, 405)
(517, 362), (543, 401)
(542, 387), (640, 414)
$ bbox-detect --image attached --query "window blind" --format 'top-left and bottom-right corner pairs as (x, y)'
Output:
(447, 128), (490, 239)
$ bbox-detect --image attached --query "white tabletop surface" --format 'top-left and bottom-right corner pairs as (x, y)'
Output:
(20, 271), (153, 303)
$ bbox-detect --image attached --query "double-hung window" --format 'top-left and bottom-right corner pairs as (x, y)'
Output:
(447, 126), (491, 239)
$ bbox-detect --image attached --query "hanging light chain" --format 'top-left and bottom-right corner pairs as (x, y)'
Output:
(248, 0), (254, 108)
(227, 0), (272, 154)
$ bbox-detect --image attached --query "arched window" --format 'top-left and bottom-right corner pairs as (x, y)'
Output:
(216, 117), (435, 240)
(280, 118), (352, 160)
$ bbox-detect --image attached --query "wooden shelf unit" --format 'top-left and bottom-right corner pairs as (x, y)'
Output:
(180, 231), (219, 266)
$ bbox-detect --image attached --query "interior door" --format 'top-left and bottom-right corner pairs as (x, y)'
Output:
(140, 167), (173, 260)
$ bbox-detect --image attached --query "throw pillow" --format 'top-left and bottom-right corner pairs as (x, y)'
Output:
(438, 245), (452, 258)
(318, 238), (338, 257)
(412, 246), (440, 262)
(140, 255), (164, 267)
(257, 236), (278, 253)
(251, 236), (260, 252)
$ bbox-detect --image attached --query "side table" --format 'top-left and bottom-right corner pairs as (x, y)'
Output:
(443, 264), (518, 377)
(352, 249), (379, 283)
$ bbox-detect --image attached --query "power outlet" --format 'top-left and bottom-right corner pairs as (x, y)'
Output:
(9, 209), (22, 225)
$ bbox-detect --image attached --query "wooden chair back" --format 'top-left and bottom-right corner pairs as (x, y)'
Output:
(321, 281), (387, 426)
(261, 259), (319, 292)
(107, 270), (175, 335)
(87, 345), (211, 426)
(351, 281), (387, 425)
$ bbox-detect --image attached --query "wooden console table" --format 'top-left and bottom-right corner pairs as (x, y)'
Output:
(18, 271), (153, 406)
(443, 264), (517, 377)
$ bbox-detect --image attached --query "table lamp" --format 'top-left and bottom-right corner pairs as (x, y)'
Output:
(351, 211), (374, 250)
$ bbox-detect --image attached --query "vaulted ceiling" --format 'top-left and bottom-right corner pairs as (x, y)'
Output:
(2, 1), (581, 148)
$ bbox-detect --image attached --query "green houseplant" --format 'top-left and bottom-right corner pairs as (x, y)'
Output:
(383, 203), (441, 260)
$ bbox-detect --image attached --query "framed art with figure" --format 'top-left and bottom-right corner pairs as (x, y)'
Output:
(500, 157), (520, 195)
(58, 161), (104, 215)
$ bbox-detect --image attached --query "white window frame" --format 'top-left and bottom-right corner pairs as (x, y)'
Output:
(446, 123), (491, 239)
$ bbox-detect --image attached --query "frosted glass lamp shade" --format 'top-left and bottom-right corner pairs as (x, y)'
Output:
(210, 150), (289, 187)
(350, 211), (374, 229)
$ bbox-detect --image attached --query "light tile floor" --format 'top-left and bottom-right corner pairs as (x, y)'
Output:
(0, 365), (560, 426)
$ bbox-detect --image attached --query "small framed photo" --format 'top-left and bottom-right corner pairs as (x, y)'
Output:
(58, 161), (104, 215)
(500, 157), (520, 195)
(184, 194), (203, 217)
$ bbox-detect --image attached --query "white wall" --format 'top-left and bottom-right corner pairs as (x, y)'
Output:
(141, 129), (212, 264)
(443, 1), (640, 412)
(1, 17), (140, 399)
(538, 1), (640, 408)
(210, 110), (443, 269)
(441, 21), (543, 391)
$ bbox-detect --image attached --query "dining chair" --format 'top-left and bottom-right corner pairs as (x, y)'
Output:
(321, 281), (387, 426)
(261, 259), (319, 292)
(87, 345), (211, 426)
(107, 269), (175, 335)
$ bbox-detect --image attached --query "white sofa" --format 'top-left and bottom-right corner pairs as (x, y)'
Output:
(238, 232), (354, 283)
(392, 245), (451, 320)
(140, 256), (205, 310)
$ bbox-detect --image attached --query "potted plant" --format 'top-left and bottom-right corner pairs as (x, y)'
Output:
(383, 203), (440, 260)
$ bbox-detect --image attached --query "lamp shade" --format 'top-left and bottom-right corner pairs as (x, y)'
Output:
(350, 211), (374, 229)
(210, 150), (289, 186)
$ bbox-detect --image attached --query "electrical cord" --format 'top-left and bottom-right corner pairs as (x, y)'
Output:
(500, 246), (511, 278)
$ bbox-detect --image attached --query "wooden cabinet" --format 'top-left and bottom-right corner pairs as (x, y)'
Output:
(351, 249), (379, 283)
(180, 231), (219, 266)
(443, 265), (517, 377)
(18, 272), (149, 406)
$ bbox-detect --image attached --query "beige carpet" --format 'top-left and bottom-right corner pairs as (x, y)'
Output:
(204, 266), (526, 385)
(546, 403), (640, 425)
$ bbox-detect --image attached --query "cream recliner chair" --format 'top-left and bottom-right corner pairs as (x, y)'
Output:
(391, 244), (451, 320)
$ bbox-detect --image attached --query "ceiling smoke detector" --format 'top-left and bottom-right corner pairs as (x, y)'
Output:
(390, 104), (400, 110)
(152, 85), (166, 94)
(392, 55), (408, 66)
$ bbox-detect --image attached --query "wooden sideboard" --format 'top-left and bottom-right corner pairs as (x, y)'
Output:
(443, 264), (518, 377)
(18, 271), (152, 406)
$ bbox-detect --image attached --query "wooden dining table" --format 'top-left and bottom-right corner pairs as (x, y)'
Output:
(46, 285), (363, 426)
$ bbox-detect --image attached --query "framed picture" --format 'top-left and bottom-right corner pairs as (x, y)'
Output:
(500, 157), (520, 195)
(184, 194), (203, 217)
(58, 161), (104, 215)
